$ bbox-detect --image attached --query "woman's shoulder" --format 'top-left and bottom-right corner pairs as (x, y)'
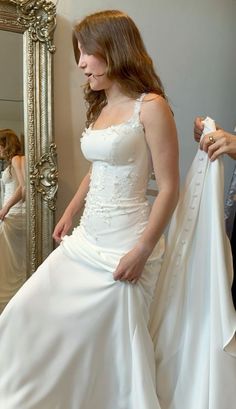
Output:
(11, 155), (22, 168)
(141, 93), (172, 124)
(142, 92), (169, 107)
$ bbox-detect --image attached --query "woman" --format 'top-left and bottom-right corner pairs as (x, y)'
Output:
(0, 129), (26, 313)
(0, 10), (179, 409)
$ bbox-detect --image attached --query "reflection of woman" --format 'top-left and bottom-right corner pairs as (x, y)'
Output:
(0, 129), (26, 313)
(0, 10), (179, 408)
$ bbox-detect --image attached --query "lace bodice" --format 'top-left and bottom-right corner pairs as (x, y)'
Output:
(62, 95), (159, 256)
(81, 95), (152, 200)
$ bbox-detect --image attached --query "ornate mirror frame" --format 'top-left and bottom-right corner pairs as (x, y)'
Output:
(0, 0), (58, 275)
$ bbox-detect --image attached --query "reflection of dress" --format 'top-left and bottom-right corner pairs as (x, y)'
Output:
(0, 97), (165, 409)
(0, 166), (26, 313)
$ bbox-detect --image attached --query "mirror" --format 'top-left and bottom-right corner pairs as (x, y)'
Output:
(0, 0), (58, 294)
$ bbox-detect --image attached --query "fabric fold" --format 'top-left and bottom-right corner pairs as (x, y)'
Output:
(149, 117), (236, 409)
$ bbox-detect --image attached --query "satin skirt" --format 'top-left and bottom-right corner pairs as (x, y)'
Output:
(0, 228), (164, 409)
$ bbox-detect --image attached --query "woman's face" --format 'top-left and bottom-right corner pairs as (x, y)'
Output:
(77, 42), (112, 91)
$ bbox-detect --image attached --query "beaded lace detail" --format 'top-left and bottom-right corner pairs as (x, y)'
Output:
(66, 93), (153, 249)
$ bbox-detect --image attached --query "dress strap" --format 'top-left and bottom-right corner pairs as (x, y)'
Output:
(133, 93), (146, 116)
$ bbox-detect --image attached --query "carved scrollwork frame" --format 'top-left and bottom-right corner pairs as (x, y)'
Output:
(0, 0), (57, 275)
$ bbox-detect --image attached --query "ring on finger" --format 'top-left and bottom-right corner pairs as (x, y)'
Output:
(209, 135), (215, 144)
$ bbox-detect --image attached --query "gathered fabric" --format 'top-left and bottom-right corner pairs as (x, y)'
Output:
(149, 117), (236, 409)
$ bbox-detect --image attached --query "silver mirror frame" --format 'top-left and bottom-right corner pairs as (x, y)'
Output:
(0, 0), (58, 275)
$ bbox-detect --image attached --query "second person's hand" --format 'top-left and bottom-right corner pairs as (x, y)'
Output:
(200, 129), (236, 161)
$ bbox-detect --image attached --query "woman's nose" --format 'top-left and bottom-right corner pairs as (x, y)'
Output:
(78, 54), (86, 69)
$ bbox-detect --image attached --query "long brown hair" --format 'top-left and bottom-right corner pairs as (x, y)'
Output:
(73, 10), (168, 126)
(0, 129), (22, 172)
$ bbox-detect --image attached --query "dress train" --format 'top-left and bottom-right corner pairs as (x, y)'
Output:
(149, 117), (236, 409)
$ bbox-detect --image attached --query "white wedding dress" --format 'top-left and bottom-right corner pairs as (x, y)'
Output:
(0, 96), (165, 409)
(0, 166), (26, 313)
(0, 108), (235, 409)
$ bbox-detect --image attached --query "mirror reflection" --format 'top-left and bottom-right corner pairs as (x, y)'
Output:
(0, 30), (26, 312)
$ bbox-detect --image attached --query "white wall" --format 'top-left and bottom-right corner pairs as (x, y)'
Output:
(54, 0), (236, 221)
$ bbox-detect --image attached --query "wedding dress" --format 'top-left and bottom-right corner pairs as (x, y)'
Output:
(0, 95), (165, 409)
(0, 108), (235, 409)
(0, 165), (26, 313)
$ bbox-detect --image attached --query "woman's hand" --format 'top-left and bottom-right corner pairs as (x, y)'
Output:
(200, 129), (236, 161)
(52, 214), (73, 244)
(113, 243), (151, 283)
(0, 205), (9, 221)
(193, 116), (236, 161)
(52, 170), (91, 244)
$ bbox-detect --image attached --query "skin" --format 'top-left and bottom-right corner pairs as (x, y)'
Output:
(53, 44), (179, 283)
(194, 116), (236, 161)
(0, 151), (25, 220)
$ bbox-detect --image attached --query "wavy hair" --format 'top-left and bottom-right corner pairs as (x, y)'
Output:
(73, 10), (168, 127)
(0, 129), (22, 173)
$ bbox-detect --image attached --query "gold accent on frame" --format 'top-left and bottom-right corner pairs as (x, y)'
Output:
(31, 143), (58, 211)
(12, 0), (56, 53)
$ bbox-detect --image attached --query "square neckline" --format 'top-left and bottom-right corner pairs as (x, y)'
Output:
(89, 94), (145, 132)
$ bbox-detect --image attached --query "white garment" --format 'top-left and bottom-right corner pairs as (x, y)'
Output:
(0, 111), (235, 409)
(0, 166), (26, 313)
(149, 117), (236, 409)
(0, 96), (165, 409)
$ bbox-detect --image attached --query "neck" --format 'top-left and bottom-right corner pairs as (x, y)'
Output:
(105, 83), (130, 106)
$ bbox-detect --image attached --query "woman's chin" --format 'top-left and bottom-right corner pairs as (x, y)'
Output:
(89, 83), (103, 91)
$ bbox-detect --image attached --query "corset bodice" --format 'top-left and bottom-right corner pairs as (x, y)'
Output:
(62, 95), (163, 256)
